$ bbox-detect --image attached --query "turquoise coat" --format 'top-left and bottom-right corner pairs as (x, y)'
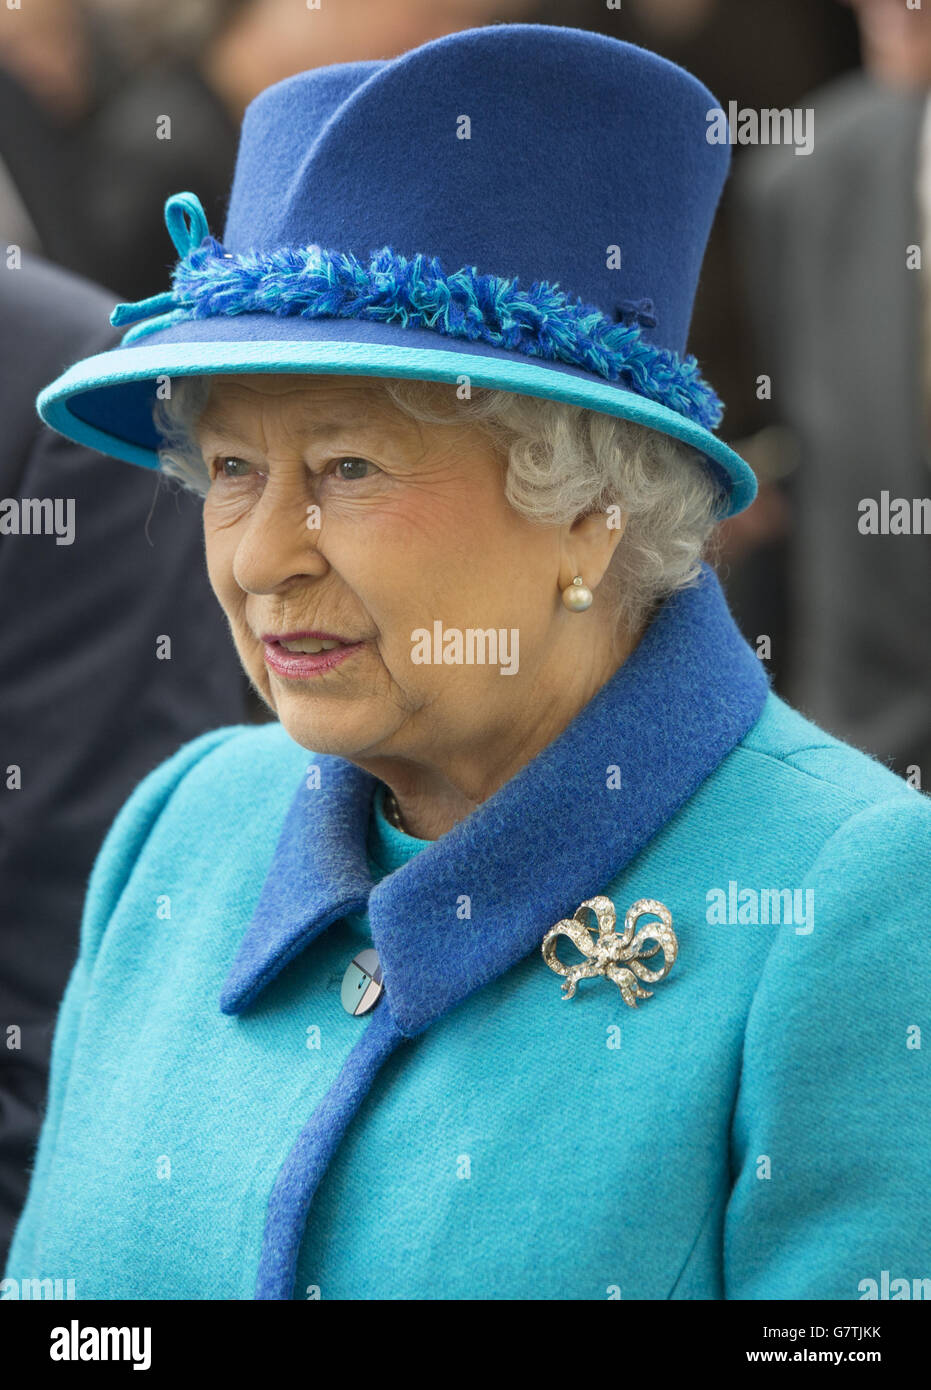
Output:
(5, 567), (930, 1300)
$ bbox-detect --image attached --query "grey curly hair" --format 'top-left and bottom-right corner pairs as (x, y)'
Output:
(152, 373), (725, 632)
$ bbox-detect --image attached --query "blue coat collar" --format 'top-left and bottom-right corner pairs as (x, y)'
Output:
(220, 564), (769, 1036)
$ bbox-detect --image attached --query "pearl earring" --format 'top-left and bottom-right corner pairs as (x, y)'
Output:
(562, 575), (593, 611)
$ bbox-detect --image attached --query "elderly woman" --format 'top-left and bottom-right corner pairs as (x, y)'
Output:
(5, 25), (930, 1303)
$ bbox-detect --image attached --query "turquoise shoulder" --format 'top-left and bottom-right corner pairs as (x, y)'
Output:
(734, 691), (926, 814)
(80, 721), (308, 963)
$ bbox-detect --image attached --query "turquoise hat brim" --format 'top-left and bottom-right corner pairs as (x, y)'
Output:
(37, 336), (757, 518)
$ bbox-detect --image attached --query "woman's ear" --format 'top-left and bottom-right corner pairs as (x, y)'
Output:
(559, 507), (627, 592)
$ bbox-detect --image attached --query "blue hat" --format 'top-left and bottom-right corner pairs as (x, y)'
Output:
(37, 24), (757, 517)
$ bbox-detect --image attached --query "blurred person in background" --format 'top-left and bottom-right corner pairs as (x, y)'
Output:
(1, 0), (536, 301)
(736, 0), (931, 781)
(0, 0), (98, 270)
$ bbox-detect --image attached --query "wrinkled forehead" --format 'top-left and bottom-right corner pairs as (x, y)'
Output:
(194, 373), (423, 443)
(201, 372), (393, 413)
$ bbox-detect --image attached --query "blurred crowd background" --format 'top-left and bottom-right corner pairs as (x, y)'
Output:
(1, 0), (930, 1263)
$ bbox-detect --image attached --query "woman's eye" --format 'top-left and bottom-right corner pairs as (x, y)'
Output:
(208, 455), (376, 483)
(213, 456), (253, 480)
(332, 456), (375, 481)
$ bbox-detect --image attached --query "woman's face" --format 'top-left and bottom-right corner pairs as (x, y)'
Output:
(195, 374), (625, 789)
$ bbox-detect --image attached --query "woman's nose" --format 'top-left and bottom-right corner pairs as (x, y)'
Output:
(232, 475), (328, 595)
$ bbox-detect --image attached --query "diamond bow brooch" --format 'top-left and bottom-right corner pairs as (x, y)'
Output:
(542, 895), (678, 1007)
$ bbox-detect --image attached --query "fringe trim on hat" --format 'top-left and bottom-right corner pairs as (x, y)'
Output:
(111, 236), (724, 431)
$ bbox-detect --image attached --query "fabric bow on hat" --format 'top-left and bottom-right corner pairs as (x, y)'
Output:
(617, 298), (658, 330)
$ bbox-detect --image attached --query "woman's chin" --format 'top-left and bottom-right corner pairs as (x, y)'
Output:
(274, 706), (392, 760)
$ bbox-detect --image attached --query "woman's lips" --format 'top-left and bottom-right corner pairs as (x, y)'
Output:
(262, 637), (364, 679)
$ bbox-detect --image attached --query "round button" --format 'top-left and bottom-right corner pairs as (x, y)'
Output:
(341, 948), (384, 1016)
